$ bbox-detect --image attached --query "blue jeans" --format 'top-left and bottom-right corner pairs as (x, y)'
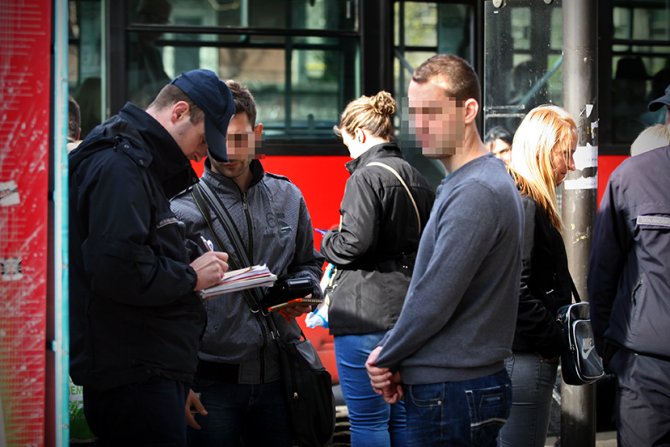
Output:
(404, 369), (511, 447)
(334, 332), (407, 447)
(497, 353), (558, 447)
(187, 379), (292, 447)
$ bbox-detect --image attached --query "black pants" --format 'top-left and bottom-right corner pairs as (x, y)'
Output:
(83, 377), (189, 447)
(610, 349), (670, 447)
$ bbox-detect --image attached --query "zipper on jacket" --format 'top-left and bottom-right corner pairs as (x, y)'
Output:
(242, 192), (254, 263)
(239, 189), (265, 382)
(254, 312), (267, 383)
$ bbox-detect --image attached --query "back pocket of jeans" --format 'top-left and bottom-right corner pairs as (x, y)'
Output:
(465, 383), (511, 445)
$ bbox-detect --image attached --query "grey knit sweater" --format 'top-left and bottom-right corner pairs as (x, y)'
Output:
(376, 154), (524, 384)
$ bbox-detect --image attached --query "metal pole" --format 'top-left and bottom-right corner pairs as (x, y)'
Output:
(360, 0), (393, 95)
(561, 0), (598, 446)
(53, 0), (70, 445)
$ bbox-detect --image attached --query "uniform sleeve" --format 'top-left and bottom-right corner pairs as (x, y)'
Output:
(80, 156), (197, 306)
(375, 182), (501, 369)
(321, 172), (379, 266)
(587, 174), (630, 356)
(170, 192), (209, 262)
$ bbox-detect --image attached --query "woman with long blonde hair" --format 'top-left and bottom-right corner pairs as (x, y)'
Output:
(498, 105), (577, 447)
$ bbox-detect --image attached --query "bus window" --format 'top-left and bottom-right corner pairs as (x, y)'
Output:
(69, 0), (106, 140)
(483, 0), (563, 139)
(609, 2), (670, 147)
(122, 0), (359, 149)
(393, 1), (476, 191)
(394, 1), (475, 101)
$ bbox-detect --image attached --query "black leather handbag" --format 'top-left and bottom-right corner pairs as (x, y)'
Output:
(275, 336), (335, 447)
(556, 281), (605, 385)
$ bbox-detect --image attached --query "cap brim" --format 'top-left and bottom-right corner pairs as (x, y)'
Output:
(205, 115), (228, 162)
(648, 93), (670, 112)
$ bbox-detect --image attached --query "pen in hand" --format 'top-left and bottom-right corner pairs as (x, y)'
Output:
(200, 235), (214, 252)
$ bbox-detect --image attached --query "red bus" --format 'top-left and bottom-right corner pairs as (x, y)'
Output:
(1, 0), (667, 444)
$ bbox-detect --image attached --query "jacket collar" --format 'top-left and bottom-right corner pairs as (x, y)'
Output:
(118, 103), (198, 197)
(70, 103), (198, 197)
(345, 142), (402, 174)
(202, 158), (265, 194)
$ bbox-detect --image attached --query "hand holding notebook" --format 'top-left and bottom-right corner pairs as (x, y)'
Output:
(199, 264), (277, 299)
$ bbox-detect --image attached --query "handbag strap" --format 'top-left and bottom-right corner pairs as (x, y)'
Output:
(366, 161), (422, 234)
(192, 181), (265, 313)
(569, 274), (581, 303)
(191, 188), (231, 261)
(196, 181), (252, 266)
(195, 180), (306, 341)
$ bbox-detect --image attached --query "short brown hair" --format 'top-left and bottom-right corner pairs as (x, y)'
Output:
(413, 54), (481, 106)
(225, 80), (257, 126)
(68, 96), (81, 141)
(149, 84), (204, 124)
(337, 90), (397, 141)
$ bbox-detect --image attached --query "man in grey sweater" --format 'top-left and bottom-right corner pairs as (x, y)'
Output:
(366, 54), (523, 446)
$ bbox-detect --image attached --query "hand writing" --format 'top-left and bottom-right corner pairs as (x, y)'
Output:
(191, 251), (229, 291)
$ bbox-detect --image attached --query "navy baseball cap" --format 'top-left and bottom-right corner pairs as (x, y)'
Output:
(171, 69), (235, 162)
(648, 84), (670, 112)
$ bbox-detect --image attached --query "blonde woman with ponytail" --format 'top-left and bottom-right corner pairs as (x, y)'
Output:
(321, 91), (434, 447)
(498, 105), (577, 447)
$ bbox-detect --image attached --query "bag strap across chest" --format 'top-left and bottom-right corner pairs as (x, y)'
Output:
(192, 180), (264, 313)
(366, 161), (421, 235)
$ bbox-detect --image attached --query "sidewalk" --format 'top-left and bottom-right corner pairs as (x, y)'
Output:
(545, 431), (617, 446)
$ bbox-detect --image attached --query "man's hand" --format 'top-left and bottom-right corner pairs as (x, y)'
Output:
(366, 346), (392, 391)
(281, 294), (315, 319)
(191, 251), (229, 291)
(384, 372), (404, 404)
(185, 389), (207, 430)
(366, 346), (404, 404)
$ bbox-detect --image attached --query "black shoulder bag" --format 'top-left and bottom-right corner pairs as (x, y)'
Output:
(556, 279), (605, 385)
(192, 180), (335, 447)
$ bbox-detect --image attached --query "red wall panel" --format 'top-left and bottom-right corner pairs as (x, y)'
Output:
(597, 154), (628, 207)
(0, 1), (52, 445)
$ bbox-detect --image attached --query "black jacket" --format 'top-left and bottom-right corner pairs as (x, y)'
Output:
(512, 196), (572, 358)
(68, 103), (206, 390)
(588, 146), (670, 361)
(321, 143), (434, 335)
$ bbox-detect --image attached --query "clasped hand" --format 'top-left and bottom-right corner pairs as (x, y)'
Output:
(366, 346), (404, 404)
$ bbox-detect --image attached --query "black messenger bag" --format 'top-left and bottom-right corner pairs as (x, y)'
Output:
(556, 284), (605, 385)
